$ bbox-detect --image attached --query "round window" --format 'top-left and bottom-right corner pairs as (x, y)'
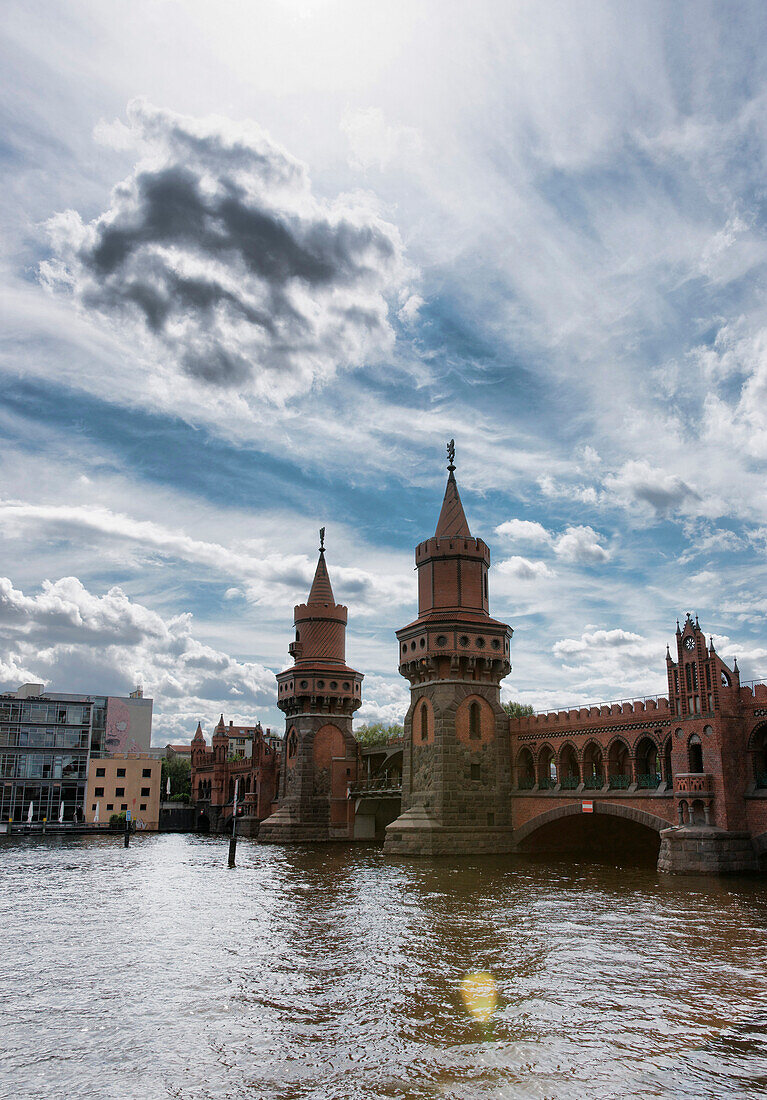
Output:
(476, 637), (485, 648)
(330, 681), (337, 690)
(436, 635), (447, 646)
(300, 680), (308, 689)
(419, 638), (426, 648)
(317, 680), (325, 689)
(343, 681), (350, 690)
(411, 641), (416, 651)
(459, 635), (470, 647)
(491, 639), (500, 650)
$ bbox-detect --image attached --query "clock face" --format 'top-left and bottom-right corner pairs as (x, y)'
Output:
(684, 637), (695, 651)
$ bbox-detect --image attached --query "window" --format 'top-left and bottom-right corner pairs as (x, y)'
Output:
(470, 763), (481, 781)
(140, 804), (147, 811)
(421, 704), (428, 741)
(688, 734), (704, 773)
(96, 767), (105, 777)
(487, 812), (494, 826)
(141, 787), (150, 796)
(116, 768), (125, 777)
(107, 804), (114, 811)
(91, 804), (96, 811)
(142, 768), (151, 778)
(120, 804), (127, 811)
(115, 787), (125, 797)
(469, 701), (481, 739)
(94, 786), (104, 797)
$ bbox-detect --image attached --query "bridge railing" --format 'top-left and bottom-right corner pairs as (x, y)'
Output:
(350, 776), (402, 794)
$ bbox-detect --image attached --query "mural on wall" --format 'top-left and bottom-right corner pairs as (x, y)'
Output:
(104, 698), (145, 754)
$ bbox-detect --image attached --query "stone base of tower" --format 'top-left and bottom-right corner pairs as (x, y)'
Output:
(657, 826), (758, 875)
(384, 806), (515, 856)
(257, 804), (351, 844)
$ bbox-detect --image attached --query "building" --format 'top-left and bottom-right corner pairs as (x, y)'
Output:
(258, 530), (362, 842)
(382, 445), (767, 872)
(0, 684), (153, 824)
(190, 716), (280, 835)
(85, 753), (161, 829)
(186, 443), (767, 872)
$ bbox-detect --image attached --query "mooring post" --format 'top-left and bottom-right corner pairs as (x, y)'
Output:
(124, 808), (131, 848)
(228, 778), (239, 868)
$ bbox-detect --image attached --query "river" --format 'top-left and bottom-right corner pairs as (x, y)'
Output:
(1, 833), (766, 1099)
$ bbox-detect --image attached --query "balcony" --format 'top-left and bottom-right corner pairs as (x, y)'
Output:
(674, 773), (713, 796)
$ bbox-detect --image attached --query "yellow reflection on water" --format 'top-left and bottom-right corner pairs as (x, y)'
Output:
(459, 971), (498, 1022)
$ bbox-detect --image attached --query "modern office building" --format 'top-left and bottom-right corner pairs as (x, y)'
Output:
(0, 683), (153, 823)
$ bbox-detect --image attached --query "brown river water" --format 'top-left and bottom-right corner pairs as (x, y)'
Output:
(1, 833), (767, 1100)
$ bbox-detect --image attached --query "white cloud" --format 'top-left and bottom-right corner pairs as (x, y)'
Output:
(552, 525), (611, 564)
(494, 518), (551, 544)
(496, 556), (555, 581)
(341, 106), (423, 172)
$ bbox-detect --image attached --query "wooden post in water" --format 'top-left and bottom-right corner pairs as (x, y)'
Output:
(228, 779), (239, 868)
(124, 809), (131, 848)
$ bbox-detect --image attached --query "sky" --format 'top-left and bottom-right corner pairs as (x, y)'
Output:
(3, 0), (767, 745)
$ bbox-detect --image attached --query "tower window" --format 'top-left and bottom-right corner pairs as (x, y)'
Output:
(688, 734), (703, 773)
(421, 704), (428, 741)
(471, 763), (481, 781)
(469, 701), (481, 740)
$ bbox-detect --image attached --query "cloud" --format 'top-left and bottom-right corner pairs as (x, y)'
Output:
(341, 107), (423, 172)
(604, 461), (701, 514)
(39, 99), (414, 404)
(496, 556), (555, 581)
(494, 518), (551, 544)
(0, 575), (278, 742)
(552, 525), (611, 564)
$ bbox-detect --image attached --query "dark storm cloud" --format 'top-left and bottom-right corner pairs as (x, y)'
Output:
(41, 101), (411, 398)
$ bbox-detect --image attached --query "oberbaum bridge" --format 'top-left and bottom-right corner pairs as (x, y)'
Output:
(190, 444), (767, 875)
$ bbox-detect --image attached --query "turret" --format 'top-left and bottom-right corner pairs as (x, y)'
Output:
(276, 529), (363, 717)
(397, 441), (512, 686)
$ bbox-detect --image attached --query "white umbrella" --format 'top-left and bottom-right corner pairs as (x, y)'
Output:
(27, 801), (33, 824)
(93, 802), (100, 824)
(58, 801), (64, 823)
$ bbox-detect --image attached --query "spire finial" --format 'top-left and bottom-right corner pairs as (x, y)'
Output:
(319, 527), (325, 554)
(446, 438), (455, 473)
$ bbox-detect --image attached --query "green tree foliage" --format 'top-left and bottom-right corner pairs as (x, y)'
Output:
(355, 722), (404, 746)
(502, 701), (535, 718)
(161, 755), (192, 798)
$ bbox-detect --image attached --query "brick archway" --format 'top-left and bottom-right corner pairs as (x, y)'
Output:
(513, 801), (671, 849)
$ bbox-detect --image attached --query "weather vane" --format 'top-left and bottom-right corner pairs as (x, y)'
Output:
(447, 438), (455, 472)
(319, 527), (325, 553)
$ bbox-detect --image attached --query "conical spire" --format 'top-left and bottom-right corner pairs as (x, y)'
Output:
(214, 713), (226, 735)
(435, 439), (471, 538)
(307, 528), (335, 605)
(193, 721), (204, 741)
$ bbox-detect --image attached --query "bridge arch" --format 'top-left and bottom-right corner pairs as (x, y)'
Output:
(514, 801), (670, 860)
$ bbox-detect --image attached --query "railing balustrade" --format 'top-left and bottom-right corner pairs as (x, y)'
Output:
(608, 774), (631, 790)
(517, 777), (535, 790)
(583, 775), (604, 790)
(560, 776), (580, 790)
(636, 772), (661, 789)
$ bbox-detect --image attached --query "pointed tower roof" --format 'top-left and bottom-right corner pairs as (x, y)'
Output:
(214, 713), (226, 737)
(193, 721), (204, 741)
(307, 528), (335, 605)
(435, 439), (471, 538)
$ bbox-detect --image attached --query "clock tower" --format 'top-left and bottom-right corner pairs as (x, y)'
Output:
(383, 442), (515, 855)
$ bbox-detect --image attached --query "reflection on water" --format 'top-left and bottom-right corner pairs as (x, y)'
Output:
(1, 834), (767, 1099)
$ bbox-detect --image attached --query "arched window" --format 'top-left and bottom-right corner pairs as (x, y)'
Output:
(288, 729), (297, 759)
(688, 734), (703, 773)
(420, 703), (429, 742)
(469, 701), (481, 740)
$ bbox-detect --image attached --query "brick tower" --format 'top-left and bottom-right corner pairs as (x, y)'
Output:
(384, 442), (515, 855)
(258, 530), (362, 843)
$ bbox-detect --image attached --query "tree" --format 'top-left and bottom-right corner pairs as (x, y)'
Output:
(161, 755), (191, 799)
(502, 701), (535, 718)
(355, 722), (404, 746)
